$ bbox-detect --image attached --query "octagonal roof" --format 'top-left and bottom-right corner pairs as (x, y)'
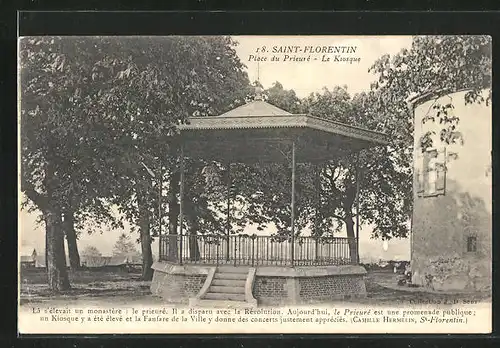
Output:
(178, 100), (388, 163)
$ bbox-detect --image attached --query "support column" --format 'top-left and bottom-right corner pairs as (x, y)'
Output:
(179, 144), (185, 265)
(158, 162), (162, 260)
(226, 163), (231, 262)
(290, 141), (296, 266)
(314, 163), (320, 263)
(355, 152), (361, 264)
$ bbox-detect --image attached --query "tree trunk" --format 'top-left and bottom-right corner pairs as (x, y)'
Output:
(342, 182), (358, 264)
(345, 216), (358, 265)
(188, 215), (200, 261)
(137, 191), (153, 281)
(64, 210), (81, 270)
(167, 171), (180, 261)
(45, 208), (71, 291)
(188, 233), (201, 261)
(139, 216), (153, 280)
(45, 229), (48, 269)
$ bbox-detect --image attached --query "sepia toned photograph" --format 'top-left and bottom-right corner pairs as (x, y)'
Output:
(18, 35), (492, 334)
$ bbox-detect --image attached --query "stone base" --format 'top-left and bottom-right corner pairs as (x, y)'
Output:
(151, 262), (367, 306)
(150, 262), (211, 303)
(253, 265), (367, 305)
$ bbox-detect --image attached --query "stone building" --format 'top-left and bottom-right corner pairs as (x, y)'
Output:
(410, 89), (492, 292)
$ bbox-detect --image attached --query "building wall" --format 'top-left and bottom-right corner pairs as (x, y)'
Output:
(411, 90), (492, 292)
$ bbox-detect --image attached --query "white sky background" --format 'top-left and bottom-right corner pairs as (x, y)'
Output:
(233, 36), (413, 97)
(19, 36), (413, 261)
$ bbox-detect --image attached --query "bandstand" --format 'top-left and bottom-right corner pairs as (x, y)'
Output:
(150, 97), (388, 307)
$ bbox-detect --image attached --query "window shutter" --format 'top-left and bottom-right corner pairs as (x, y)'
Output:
(422, 151), (431, 195)
(416, 170), (424, 196)
(415, 152), (425, 197)
(435, 148), (446, 194)
(467, 236), (477, 252)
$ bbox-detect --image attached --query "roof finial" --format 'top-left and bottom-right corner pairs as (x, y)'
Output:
(254, 62), (264, 101)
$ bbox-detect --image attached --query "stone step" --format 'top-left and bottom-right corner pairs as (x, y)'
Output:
(204, 292), (246, 301)
(212, 279), (246, 287)
(216, 267), (250, 274)
(209, 285), (245, 294)
(191, 299), (256, 308)
(214, 272), (247, 280)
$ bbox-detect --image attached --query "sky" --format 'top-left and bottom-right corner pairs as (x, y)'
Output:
(19, 36), (414, 261)
(232, 36), (413, 97)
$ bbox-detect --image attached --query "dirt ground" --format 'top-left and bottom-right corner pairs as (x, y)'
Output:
(19, 269), (491, 308)
(357, 270), (491, 306)
(20, 269), (160, 307)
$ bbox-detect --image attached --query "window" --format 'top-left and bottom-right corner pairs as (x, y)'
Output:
(466, 236), (477, 253)
(416, 148), (446, 197)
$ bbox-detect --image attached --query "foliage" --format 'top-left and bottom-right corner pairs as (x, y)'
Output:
(104, 36), (251, 235)
(265, 81), (303, 113)
(237, 86), (412, 240)
(20, 36), (128, 233)
(369, 35), (491, 151)
(20, 35), (491, 278)
(20, 35), (251, 225)
(81, 245), (102, 257)
(19, 36), (251, 287)
(179, 83), (411, 241)
(20, 36), (137, 290)
(112, 233), (139, 256)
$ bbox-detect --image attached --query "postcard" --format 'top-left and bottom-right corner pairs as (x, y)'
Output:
(18, 35), (492, 334)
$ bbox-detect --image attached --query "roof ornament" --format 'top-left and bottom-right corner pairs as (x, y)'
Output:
(253, 61), (264, 101)
(254, 84), (264, 101)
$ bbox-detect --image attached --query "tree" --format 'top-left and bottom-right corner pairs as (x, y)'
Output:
(195, 82), (411, 264)
(369, 35), (491, 151)
(63, 211), (80, 269)
(81, 245), (102, 257)
(20, 36), (251, 289)
(291, 35), (492, 260)
(160, 36), (492, 265)
(298, 88), (413, 264)
(20, 36), (129, 291)
(173, 35), (492, 265)
(102, 36), (251, 278)
(265, 81), (303, 113)
(112, 233), (139, 256)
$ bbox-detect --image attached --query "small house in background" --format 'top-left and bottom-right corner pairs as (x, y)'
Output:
(20, 248), (37, 269)
(410, 89), (492, 292)
(21, 251), (70, 269)
(20, 245), (143, 271)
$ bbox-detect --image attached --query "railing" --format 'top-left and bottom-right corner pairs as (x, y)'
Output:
(159, 234), (357, 266)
